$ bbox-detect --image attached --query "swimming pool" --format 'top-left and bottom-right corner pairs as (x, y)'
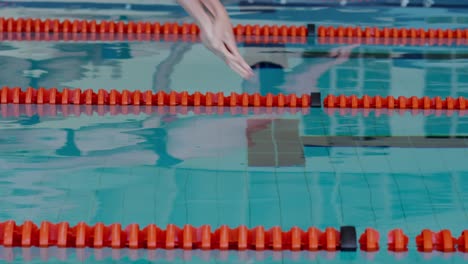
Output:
(0, 0), (468, 263)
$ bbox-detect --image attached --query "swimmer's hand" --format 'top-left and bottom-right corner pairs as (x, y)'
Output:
(177, 0), (254, 79)
(200, 16), (254, 79)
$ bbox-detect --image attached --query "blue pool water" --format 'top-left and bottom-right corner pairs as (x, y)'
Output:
(1, 0), (468, 263)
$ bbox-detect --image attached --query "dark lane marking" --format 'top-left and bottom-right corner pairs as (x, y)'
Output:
(247, 119), (305, 167)
(274, 119), (305, 167)
(247, 119), (276, 167)
(301, 136), (468, 148)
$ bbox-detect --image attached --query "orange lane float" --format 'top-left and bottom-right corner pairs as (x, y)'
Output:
(0, 32), (307, 44)
(2, 87), (468, 111)
(1, 18), (466, 40)
(1, 19), (467, 47)
(0, 17), (307, 37)
(0, 221), (341, 250)
(317, 36), (468, 46)
(324, 94), (468, 110)
(315, 25), (468, 39)
(0, 87), (317, 108)
(359, 228), (380, 252)
(0, 221), (466, 253)
(387, 229), (408, 252)
(415, 229), (457, 253)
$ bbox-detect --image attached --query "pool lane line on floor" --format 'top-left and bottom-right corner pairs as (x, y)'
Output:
(0, 220), (467, 253)
(301, 136), (468, 148)
(302, 50), (468, 60)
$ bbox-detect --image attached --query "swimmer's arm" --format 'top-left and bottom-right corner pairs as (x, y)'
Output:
(176, 0), (253, 79)
(176, 0), (229, 27)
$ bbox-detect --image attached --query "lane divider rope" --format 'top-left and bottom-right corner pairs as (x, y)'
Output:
(0, 17), (307, 37)
(2, 86), (468, 111)
(0, 220), (467, 252)
(0, 32), (307, 44)
(2, 18), (467, 40)
(314, 25), (468, 39)
(2, 32), (466, 47)
(317, 37), (468, 46)
(2, 18), (466, 40)
(324, 94), (468, 110)
(0, 87), (320, 108)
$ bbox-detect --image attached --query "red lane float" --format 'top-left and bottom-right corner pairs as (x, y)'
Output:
(0, 221), (467, 253)
(316, 25), (468, 39)
(415, 229), (457, 252)
(0, 221), (341, 250)
(458, 230), (468, 252)
(0, 32), (307, 44)
(359, 228), (380, 251)
(2, 87), (468, 111)
(387, 229), (409, 252)
(0, 222), (340, 251)
(324, 94), (468, 110)
(0, 17), (307, 37)
(0, 87), (312, 108)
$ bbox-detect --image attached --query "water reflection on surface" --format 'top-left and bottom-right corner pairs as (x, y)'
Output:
(0, 4), (468, 263)
(0, 34), (467, 261)
(1, 105), (468, 235)
(0, 38), (467, 98)
(2, 246), (467, 264)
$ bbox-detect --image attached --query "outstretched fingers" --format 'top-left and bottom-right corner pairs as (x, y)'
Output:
(222, 43), (253, 78)
(225, 33), (253, 72)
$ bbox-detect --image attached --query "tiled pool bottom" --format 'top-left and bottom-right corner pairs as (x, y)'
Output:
(2, 247), (468, 263)
(1, 106), (467, 236)
(0, 1), (467, 263)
